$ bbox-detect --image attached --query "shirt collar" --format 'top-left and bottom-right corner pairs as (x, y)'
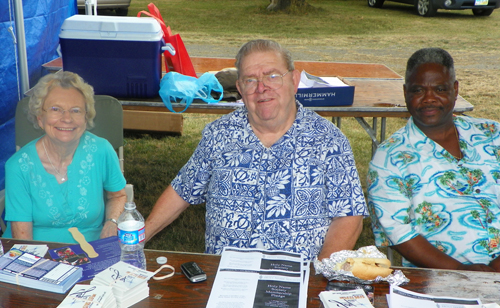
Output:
(407, 116), (467, 162)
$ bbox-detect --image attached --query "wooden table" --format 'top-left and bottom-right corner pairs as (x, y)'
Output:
(43, 57), (474, 150)
(121, 57), (474, 151)
(1, 239), (499, 307)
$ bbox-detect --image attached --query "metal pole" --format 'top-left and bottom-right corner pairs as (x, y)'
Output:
(14, 0), (29, 95)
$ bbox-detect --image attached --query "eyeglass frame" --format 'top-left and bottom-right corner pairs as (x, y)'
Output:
(41, 106), (87, 119)
(238, 71), (292, 95)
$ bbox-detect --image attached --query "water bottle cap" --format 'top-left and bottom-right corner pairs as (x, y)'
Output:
(124, 201), (136, 210)
(156, 256), (168, 264)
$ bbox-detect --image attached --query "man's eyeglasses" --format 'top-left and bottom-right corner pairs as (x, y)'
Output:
(42, 106), (86, 119)
(239, 71), (290, 95)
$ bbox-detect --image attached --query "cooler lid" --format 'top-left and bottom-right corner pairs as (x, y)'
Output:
(59, 15), (163, 42)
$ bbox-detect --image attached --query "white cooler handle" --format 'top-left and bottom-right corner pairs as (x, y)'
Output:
(162, 43), (176, 56)
(85, 0), (98, 15)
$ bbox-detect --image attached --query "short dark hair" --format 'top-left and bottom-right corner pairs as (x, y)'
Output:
(405, 47), (455, 83)
(235, 39), (294, 78)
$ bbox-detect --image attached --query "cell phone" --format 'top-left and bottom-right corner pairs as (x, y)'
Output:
(180, 261), (207, 283)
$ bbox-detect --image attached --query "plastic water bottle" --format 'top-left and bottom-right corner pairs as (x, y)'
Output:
(117, 201), (146, 270)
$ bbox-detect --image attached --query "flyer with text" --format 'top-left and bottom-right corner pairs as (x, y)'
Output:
(206, 247), (309, 308)
(48, 236), (121, 282)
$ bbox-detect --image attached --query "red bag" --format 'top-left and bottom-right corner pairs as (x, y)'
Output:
(138, 3), (197, 77)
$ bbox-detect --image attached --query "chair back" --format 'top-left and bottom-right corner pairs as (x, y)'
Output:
(1, 95), (132, 234)
(15, 95), (123, 152)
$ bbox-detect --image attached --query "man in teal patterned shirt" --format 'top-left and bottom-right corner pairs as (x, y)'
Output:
(368, 47), (500, 272)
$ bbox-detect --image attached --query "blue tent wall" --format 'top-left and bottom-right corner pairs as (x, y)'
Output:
(0, 0), (76, 190)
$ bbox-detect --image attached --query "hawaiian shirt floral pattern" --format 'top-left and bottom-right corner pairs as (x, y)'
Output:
(172, 103), (367, 260)
(368, 115), (500, 267)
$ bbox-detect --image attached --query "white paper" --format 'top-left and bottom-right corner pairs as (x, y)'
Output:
(389, 285), (482, 308)
(298, 70), (349, 89)
(11, 244), (49, 257)
(57, 284), (116, 308)
(91, 261), (153, 290)
(319, 289), (374, 308)
(90, 261), (152, 308)
(206, 247), (309, 308)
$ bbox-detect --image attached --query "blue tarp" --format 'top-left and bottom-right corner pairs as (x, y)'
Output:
(0, 0), (76, 190)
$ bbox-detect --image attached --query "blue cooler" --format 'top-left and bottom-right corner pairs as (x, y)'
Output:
(59, 15), (164, 98)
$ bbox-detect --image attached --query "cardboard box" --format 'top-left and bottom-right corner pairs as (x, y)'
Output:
(59, 15), (164, 98)
(295, 73), (355, 107)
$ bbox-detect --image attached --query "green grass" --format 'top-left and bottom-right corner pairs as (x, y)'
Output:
(128, 0), (500, 47)
(123, 0), (500, 264)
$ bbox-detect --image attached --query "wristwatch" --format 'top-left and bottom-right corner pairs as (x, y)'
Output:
(106, 218), (118, 225)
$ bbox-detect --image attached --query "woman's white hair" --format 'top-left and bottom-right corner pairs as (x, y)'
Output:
(28, 71), (96, 129)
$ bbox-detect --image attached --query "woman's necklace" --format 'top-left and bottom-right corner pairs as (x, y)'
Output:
(42, 139), (67, 182)
(452, 126), (463, 161)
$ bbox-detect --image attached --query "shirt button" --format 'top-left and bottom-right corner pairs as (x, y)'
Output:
(475, 189), (481, 193)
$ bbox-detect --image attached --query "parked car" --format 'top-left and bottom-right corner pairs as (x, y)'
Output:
(77, 0), (131, 16)
(368, 0), (500, 17)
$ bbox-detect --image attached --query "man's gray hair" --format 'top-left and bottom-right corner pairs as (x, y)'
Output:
(235, 39), (294, 78)
(405, 47), (456, 83)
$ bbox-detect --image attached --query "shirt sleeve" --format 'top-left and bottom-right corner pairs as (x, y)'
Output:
(171, 124), (214, 204)
(324, 129), (368, 218)
(101, 139), (126, 192)
(5, 152), (34, 222)
(367, 155), (419, 247)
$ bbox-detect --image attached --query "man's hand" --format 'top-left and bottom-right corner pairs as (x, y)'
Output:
(145, 185), (190, 242)
(317, 216), (363, 260)
(487, 255), (500, 272)
(456, 263), (496, 272)
(394, 235), (497, 272)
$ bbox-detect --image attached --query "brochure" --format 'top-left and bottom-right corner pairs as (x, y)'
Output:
(319, 289), (374, 308)
(389, 285), (483, 308)
(206, 247), (309, 308)
(57, 284), (117, 308)
(11, 244), (49, 257)
(49, 236), (121, 282)
(91, 261), (154, 308)
(0, 249), (82, 294)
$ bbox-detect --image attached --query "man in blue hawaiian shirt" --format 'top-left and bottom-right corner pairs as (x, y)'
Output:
(368, 47), (500, 272)
(145, 39), (368, 260)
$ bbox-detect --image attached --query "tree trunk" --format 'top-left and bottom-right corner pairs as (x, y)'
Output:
(267, 0), (309, 12)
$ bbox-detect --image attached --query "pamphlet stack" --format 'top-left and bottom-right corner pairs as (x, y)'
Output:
(90, 261), (154, 308)
(57, 284), (117, 308)
(0, 249), (82, 294)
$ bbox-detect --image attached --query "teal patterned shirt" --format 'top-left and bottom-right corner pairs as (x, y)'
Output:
(4, 131), (126, 243)
(368, 115), (500, 267)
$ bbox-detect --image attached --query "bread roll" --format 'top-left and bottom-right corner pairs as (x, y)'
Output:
(341, 257), (393, 280)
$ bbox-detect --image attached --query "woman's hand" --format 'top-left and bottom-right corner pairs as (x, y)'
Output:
(100, 219), (118, 239)
(100, 188), (127, 239)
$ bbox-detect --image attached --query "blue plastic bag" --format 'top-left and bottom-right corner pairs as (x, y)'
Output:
(159, 72), (224, 113)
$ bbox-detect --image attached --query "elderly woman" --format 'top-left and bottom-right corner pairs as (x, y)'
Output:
(3, 71), (126, 243)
